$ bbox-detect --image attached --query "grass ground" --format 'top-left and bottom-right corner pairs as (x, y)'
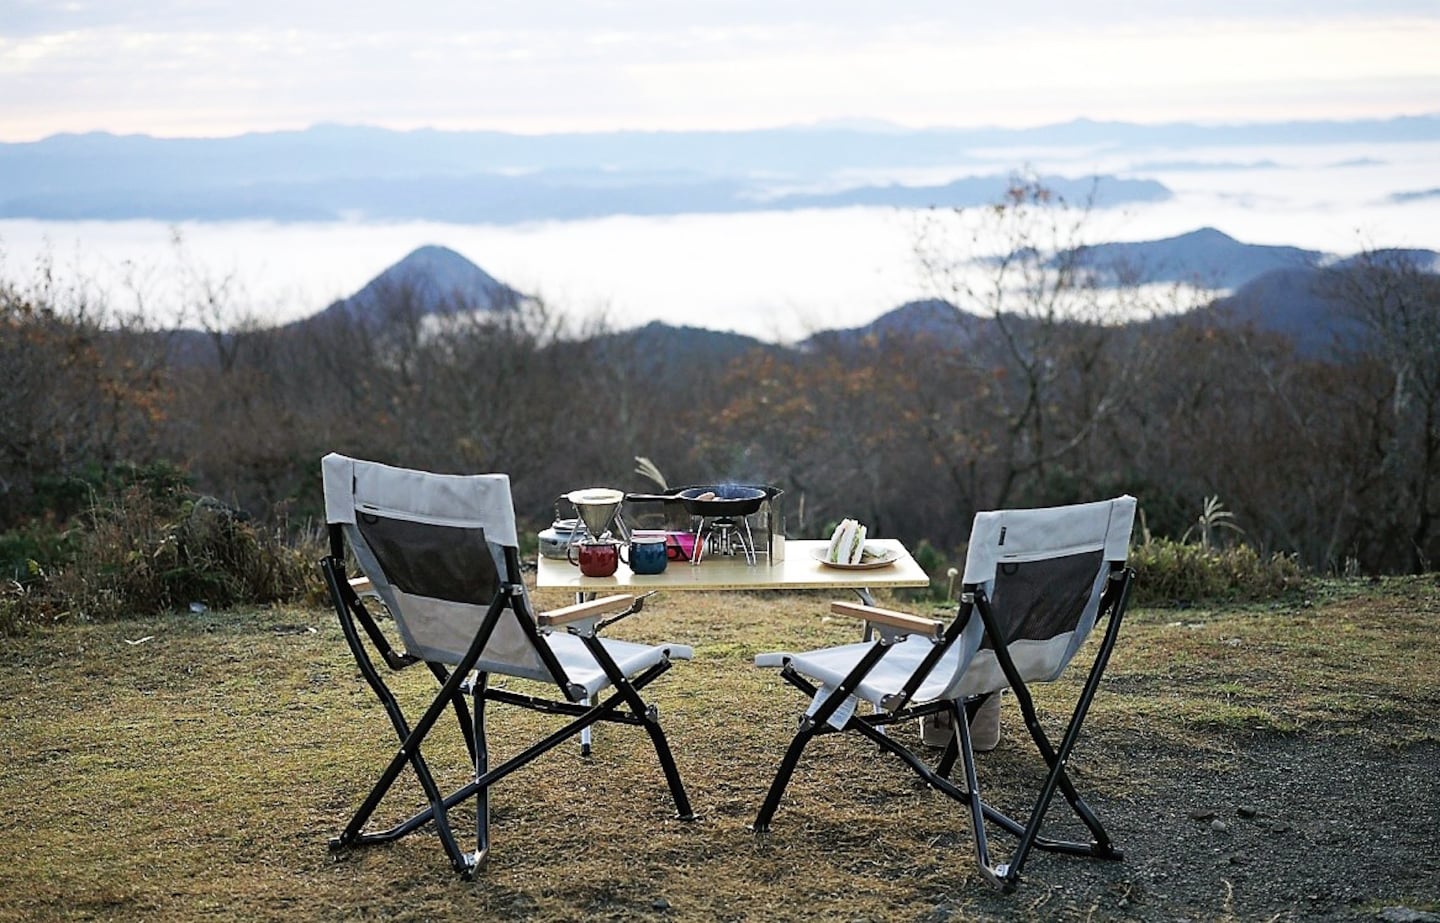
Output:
(1, 577), (1437, 922)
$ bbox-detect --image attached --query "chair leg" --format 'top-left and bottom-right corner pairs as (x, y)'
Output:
(751, 718), (818, 833)
(436, 662), (476, 764)
(323, 561), (472, 874)
(953, 699), (1013, 892)
(1006, 687), (1121, 873)
(639, 703), (695, 821)
(472, 673), (491, 870)
(580, 695), (593, 757)
(332, 682), (476, 875)
(978, 662), (1121, 886)
(577, 636), (694, 821)
(934, 702), (963, 779)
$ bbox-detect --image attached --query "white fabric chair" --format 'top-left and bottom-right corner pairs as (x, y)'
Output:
(752, 496), (1137, 892)
(320, 453), (694, 876)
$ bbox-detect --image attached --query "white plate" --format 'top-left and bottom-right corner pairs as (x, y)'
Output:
(811, 545), (900, 570)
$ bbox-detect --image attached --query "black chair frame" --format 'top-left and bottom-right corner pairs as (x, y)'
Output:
(752, 563), (1134, 892)
(320, 525), (694, 878)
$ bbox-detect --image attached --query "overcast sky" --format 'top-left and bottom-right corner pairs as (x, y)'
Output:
(2, 1), (1438, 141)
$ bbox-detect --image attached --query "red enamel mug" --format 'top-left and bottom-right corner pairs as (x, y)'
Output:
(566, 539), (620, 577)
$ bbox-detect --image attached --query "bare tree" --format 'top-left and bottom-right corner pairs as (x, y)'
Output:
(0, 261), (171, 526)
(1328, 250), (1440, 572)
(913, 176), (1183, 510)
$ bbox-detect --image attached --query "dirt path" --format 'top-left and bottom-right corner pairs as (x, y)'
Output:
(945, 738), (1440, 921)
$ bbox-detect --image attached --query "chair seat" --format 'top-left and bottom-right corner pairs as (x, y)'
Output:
(761, 637), (958, 707)
(532, 635), (693, 697)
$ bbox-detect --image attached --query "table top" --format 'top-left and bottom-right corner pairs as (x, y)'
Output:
(534, 538), (931, 592)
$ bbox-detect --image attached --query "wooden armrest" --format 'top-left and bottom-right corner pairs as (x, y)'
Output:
(830, 600), (943, 641)
(538, 594), (636, 627)
(349, 576), (375, 596)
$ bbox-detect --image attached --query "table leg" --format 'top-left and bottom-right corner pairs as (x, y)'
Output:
(573, 590), (594, 755)
(853, 588), (876, 640)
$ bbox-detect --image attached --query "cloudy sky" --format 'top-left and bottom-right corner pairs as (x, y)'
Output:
(1, 1), (1437, 141)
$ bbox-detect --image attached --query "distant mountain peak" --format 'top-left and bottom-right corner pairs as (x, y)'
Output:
(313, 244), (524, 325)
(1068, 227), (1323, 290)
(1174, 226), (1237, 243)
(799, 298), (988, 350)
(376, 244), (506, 292)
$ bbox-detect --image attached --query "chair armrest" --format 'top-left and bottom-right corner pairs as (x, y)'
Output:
(349, 576), (375, 596)
(830, 601), (943, 641)
(538, 594), (636, 627)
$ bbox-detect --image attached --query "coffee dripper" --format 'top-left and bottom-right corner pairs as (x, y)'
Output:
(562, 488), (628, 547)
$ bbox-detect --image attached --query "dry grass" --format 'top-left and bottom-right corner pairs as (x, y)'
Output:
(1, 577), (1437, 922)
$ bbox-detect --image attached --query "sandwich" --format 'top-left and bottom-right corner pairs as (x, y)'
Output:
(826, 518), (868, 565)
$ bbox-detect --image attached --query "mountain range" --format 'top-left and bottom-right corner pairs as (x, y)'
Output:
(278, 231), (1438, 362)
(3, 116), (1437, 224)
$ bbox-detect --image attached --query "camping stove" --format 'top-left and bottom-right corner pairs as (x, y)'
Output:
(694, 516), (758, 565)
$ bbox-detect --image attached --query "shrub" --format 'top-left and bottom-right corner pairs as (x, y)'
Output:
(0, 517), (82, 585)
(1129, 537), (1305, 606)
(1, 460), (194, 587)
(0, 580), (35, 636)
(52, 489), (326, 621)
(27, 460), (193, 524)
(2, 478), (327, 632)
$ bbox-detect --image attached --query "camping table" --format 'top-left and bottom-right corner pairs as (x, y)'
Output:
(350, 539), (930, 608)
(534, 538), (930, 600)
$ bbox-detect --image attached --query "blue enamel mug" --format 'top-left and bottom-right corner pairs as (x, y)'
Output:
(623, 534), (669, 575)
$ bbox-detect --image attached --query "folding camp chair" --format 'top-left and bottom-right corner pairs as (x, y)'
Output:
(319, 453), (695, 877)
(752, 496), (1136, 892)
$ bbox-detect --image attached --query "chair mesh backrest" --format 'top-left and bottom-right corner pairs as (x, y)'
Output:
(322, 453), (551, 678)
(947, 496), (1136, 698)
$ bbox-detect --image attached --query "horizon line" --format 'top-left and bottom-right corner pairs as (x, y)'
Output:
(5, 110), (1440, 146)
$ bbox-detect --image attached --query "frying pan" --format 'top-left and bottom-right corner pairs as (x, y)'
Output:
(625, 484), (782, 518)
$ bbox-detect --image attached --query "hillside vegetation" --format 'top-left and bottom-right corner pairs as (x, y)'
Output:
(2, 183), (1438, 626)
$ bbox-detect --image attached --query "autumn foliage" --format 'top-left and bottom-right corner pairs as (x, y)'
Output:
(3, 186), (1437, 622)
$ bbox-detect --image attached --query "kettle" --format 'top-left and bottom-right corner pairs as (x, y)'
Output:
(537, 518), (585, 559)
